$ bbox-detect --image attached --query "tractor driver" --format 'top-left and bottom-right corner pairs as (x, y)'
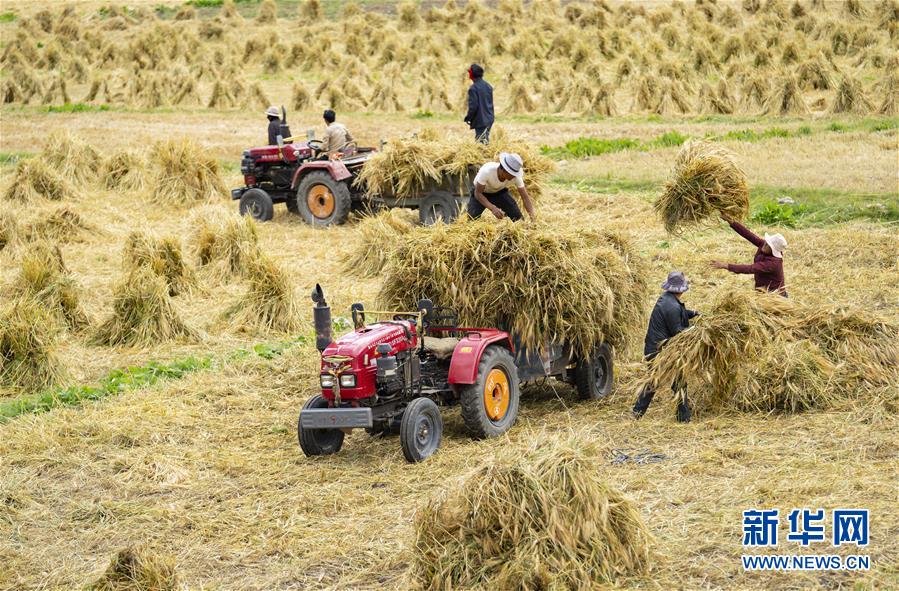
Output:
(319, 109), (354, 158)
(467, 152), (536, 222)
(265, 106), (281, 145)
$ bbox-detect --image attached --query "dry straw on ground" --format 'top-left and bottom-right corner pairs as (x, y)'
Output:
(377, 218), (648, 355)
(0, 301), (66, 394)
(21, 205), (96, 243)
(149, 139), (226, 204)
(410, 430), (651, 589)
(89, 545), (180, 591)
(641, 290), (899, 414)
(0, 210), (18, 251)
(655, 140), (749, 234)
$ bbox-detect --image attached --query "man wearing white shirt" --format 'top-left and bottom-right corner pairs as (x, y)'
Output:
(466, 152), (536, 222)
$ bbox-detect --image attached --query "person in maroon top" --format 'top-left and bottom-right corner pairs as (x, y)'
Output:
(710, 215), (788, 296)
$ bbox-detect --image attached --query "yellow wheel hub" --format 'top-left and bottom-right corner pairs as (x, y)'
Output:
(484, 368), (510, 421)
(307, 184), (336, 219)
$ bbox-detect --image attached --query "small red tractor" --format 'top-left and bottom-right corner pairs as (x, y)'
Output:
(299, 285), (614, 463)
(232, 109), (470, 226)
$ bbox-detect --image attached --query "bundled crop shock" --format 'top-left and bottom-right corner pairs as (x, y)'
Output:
(655, 140), (749, 234)
(343, 209), (416, 277)
(411, 431), (651, 589)
(94, 267), (197, 346)
(0, 301), (67, 394)
(103, 149), (150, 192)
(641, 290), (899, 414)
(22, 205), (95, 243)
(2, 157), (77, 202)
(191, 210), (260, 278)
(8, 241), (90, 331)
(90, 545), (180, 591)
(149, 139), (227, 204)
(377, 219), (648, 355)
(42, 130), (102, 186)
(123, 231), (196, 296)
(223, 253), (302, 333)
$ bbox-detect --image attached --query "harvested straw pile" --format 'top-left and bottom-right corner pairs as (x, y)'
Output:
(0, 210), (17, 251)
(2, 158), (77, 202)
(641, 290), (899, 414)
(149, 139), (226, 204)
(223, 253), (302, 333)
(411, 431), (651, 589)
(343, 209), (416, 277)
(830, 74), (875, 114)
(123, 232), (196, 296)
(90, 545), (179, 591)
(0, 301), (66, 394)
(94, 267), (197, 346)
(8, 241), (90, 331)
(191, 211), (260, 278)
(103, 150), (150, 192)
(42, 131), (101, 186)
(378, 219), (648, 354)
(22, 205), (95, 243)
(655, 140), (749, 234)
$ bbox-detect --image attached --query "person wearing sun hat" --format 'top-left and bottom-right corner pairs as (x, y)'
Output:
(466, 152), (536, 222)
(632, 271), (698, 423)
(711, 215), (788, 297)
(265, 105), (281, 145)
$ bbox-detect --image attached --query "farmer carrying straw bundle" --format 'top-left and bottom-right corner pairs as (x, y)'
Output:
(710, 215), (788, 297)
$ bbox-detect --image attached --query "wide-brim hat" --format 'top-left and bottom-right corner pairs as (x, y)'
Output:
(498, 152), (524, 179)
(264, 106), (279, 118)
(662, 271), (689, 293)
(764, 233), (787, 258)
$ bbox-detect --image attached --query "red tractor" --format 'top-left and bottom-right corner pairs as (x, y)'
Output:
(299, 285), (614, 463)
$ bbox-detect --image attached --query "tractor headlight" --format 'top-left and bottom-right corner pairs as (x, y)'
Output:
(320, 375), (334, 388)
(339, 374), (357, 388)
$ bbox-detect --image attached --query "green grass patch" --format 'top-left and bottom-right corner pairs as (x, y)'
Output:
(550, 175), (658, 193)
(0, 11), (17, 22)
(412, 110), (435, 119)
(0, 151), (33, 166)
(44, 103), (110, 113)
(0, 336), (306, 422)
(543, 137), (639, 158)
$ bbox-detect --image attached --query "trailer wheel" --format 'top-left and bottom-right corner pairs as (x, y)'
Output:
(419, 190), (461, 225)
(239, 188), (274, 222)
(400, 397), (443, 463)
(575, 343), (614, 400)
(295, 171), (352, 226)
(298, 395), (345, 457)
(459, 345), (520, 439)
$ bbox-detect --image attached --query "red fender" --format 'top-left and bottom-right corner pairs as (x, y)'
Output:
(447, 330), (514, 385)
(291, 160), (352, 189)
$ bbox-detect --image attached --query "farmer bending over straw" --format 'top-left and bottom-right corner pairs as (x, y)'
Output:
(633, 271), (698, 423)
(710, 215), (788, 297)
(466, 152), (536, 222)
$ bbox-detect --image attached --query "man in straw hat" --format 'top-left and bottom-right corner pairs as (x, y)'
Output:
(633, 271), (698, 423)
(265, 105), (281, 145)
(711, 216), (788, 297)
(467, 152), (536, 222)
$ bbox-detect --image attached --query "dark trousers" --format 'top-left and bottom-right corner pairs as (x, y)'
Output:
(633, 354), (691, 422)
(474, 126), (491, 144)
(466, 187), (523, 221)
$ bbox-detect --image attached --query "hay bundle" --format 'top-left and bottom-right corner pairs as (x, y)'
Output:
(797, 55), (834, 90)
(632, 75), (659, 111)
(223, 253), (302, 333)
(2, 158), (77, 202)
(292, 82), (311, 110)
(255, 0), (278, 24)
(0, 302), (66, 394)
(830, 74), (875, 114)
(368, 80), (404, 113)
(740, 74), (769, 111)
(641, 291), (899, 414)
(94, 267), (196, 346)
(0, 210), (17, 251)
(655, 140), (748, 234)
(586, 80), (617, 116)
(149, 139), (226, 204)
(123, 232), (196, 297)
(90, 546), (179, 591)
(22, 206), (95, 243)
(654, 80), (692, 115)
(411, 432), (651, 589)
(343, 210), (417, 276)
(377, 219), (648, 354)
(103, 150), (150, 192)
(42, 131), (101, 186)
(299, 0), (322, 21)
(7, 241), (90, 331)
(764, 72), (809, 115)
(191, 211), (260, 278)
(505, 81), (537, 113)
(878, 72), (899, 115)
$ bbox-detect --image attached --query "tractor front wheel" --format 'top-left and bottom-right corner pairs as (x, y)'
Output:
(295, 171), (352, 226)
(239, 188), (274, 222)
(575, 343), (614, 400)
(400, 397), (443, 463)
(298, 395), (345, 457)
(459, 346), (520, 439)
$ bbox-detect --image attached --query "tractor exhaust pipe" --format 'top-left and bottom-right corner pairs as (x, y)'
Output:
(311, 284), (332, 353)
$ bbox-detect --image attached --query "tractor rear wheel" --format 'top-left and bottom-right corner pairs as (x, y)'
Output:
(575, 343), (614, 400)
(295, 171), (352, 226)
(298, 395), (345, 457)
(419, 190), (461, 225)
(239, 188), (274, 222)
(400, 397), (443, 463)
(459, 345), (520, 439)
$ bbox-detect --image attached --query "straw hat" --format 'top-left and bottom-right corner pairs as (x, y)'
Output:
(661, 271), (689, 293)
(764, 233), (787, 258)
(264, 106), (279, 118)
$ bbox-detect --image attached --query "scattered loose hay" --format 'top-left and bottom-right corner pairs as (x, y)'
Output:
(2, 157), (77, 202)
(191, 211), (260, 278)
(343, 209), (417, 276)
(410, 431), (651, 589)
(90, 545), (180, 591)
(123, 232), (196, 296)
(0, 301), (66, 394)
(377, 218), (648, 355)
(8, 241), (90, 331)
(655, 140), (749, 234)
(223, 253), (302, 333)
(94, 267), (197, 346)
(641, 290), (899, 414)
(149, 139), (226, 204)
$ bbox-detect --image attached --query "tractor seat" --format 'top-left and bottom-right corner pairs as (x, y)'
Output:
(423, 336), (460, 360)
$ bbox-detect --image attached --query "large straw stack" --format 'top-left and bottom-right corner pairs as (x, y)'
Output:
(149, 139), (226, 204)
(377, 219), (648, 355)
(0, 302), (67, 394)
